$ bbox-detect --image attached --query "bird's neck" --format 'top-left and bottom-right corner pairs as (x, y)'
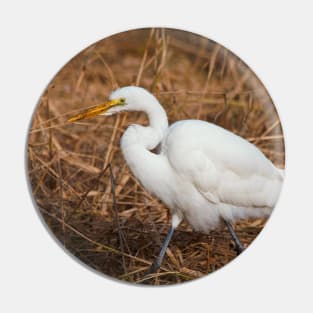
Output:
(120, 100), (169, 187)
(147, 102), (169, 135)
(121, 101), (168, 151)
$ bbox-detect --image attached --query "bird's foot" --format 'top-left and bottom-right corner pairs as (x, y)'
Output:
(145, 258), (162, 276)
(234, 240), (244, 255)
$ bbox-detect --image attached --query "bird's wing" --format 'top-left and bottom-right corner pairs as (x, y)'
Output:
(162, 120), (283, 208)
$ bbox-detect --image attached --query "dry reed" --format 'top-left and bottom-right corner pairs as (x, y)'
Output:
(27, 28), (285, 285)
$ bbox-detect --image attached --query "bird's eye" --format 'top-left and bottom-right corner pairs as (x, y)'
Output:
(120, 98), (126, 104)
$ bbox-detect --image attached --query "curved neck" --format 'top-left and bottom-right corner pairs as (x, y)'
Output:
(145, 103), (169, 148)
(120, 99), (169, 188)
(110, 87), (174, 204)
(147, 101), (169, 134)
(121, 99), (169, 151)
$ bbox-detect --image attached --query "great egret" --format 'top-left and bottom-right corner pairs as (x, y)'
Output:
(68, 86), (284, 274)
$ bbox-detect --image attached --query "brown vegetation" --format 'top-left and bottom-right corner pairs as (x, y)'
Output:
(27, 28), (285, 285)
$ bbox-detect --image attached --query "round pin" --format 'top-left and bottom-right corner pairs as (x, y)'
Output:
(27, 28), (285, 285)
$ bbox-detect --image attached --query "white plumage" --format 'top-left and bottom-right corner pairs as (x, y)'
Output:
(109, 86), (283, 232)
(69, 86), (284, 271)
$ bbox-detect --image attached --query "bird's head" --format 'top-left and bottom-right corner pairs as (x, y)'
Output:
(68, 86), (157, 122)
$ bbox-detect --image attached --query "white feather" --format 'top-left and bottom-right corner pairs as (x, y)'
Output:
(108, 86), (283, 233)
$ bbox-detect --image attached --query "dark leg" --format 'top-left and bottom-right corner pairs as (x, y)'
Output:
(146, 225), (175, 274)
(223, 219), (244, 255)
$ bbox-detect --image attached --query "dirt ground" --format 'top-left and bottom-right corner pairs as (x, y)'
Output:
(27, 28), (285, 285)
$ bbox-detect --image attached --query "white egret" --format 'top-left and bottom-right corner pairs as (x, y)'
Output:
(68, 86), (284, 273)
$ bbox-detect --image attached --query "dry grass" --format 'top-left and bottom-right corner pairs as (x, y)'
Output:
(27, 28), (285, 285)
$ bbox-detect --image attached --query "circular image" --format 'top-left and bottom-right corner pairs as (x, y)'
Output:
(27, 28), (285, 285)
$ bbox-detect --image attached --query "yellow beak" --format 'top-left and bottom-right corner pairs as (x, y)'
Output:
(68, 98), (125, 122)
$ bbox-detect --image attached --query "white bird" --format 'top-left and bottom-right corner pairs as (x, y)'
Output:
(68, 86), (284, 273)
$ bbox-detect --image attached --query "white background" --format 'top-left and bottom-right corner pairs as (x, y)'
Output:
(1, 1), (312, 312)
